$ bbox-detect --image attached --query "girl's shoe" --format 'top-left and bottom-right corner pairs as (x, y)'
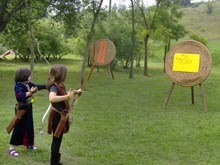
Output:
(28, 145), (37, 150)
(8, 148), (19, 157)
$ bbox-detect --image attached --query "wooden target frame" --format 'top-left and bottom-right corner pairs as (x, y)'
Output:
(91, 38), (116, 79)
(163, 40), (212, 112)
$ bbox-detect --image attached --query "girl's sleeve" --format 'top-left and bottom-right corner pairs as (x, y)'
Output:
(29, 82), (46, 90)
(49, 85), (58, 93)
(36, 84), (46, 90)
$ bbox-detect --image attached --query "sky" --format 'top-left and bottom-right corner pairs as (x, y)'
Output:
(102, 0), (210, 7)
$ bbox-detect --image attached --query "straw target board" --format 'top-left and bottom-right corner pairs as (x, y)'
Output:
(91, 39), (116, 66)
(165, 40), (212, 87)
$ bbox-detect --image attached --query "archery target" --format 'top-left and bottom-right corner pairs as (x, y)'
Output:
(165, 40), (212, 87)
(91, 39), (116, 66)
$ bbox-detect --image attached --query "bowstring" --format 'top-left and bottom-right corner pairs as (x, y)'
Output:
(38, 41), (51, 134)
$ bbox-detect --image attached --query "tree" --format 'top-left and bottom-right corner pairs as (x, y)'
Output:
(207, 1), (213, 15)
(1, 18), (69, 62)
(109, 0), (112, 17)
(48, 0), (82, 36)
(136, 0), (158, 76)
(0, 1), (25, 33)
(46, 0), (106, 84)
(153, 0), (186, 71)
(0, 1), (50, 34)
(180, 0), (191, 6)
(95, 10), (133, 69)
(129, 0), (135, 79)
(25, 0), (35, 80)
(34, 19), (69, 60)
(0, 0), (53, 62)
(80, 0), (104, 85)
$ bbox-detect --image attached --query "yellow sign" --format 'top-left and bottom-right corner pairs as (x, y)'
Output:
(172, 53), (200, 72)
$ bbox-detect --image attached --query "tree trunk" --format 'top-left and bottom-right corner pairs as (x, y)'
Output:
(24, 0), (35, 81)
(129, 0), (135, 79)
(0, 1), (25, 33)
(138, 0), (158, 77)
(163, 39), (170, 72)
(80, 0), (104, 86)
(109, 0), (112, 18)
(144, 35), (150, 76)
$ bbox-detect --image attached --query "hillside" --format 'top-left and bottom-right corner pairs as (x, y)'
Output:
(181, 0), (220, 41)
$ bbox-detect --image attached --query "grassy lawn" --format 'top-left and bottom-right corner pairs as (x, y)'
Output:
(1, 57), (220, 165)
(181, 1), (220, 41)
(1, 1), (220, 165)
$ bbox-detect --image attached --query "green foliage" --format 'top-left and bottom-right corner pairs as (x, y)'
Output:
(65, 38), (85, 57)
(189, 34), (208, 46)
(154, 0), (186, 44)
(34, 19), (70, 60)
(94, 8), (134, 69)
(0, 19), (71, 61)
(0, 26), (31, 61)
(49, 0), (83, 36)
(207, 1), (213, 15)
(0, 43), (7, 54)
(0, 0), (50, 33)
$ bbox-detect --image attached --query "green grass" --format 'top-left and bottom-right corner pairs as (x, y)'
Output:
(181, 1), (220, 41)
(1, 58), (220, 165)
(180, 1), (220, 66)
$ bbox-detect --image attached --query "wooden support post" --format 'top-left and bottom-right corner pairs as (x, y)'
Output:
(107, 63), (114, 80)
(199, 83), (207, 112)
(191, 86), (194, 104)
(164, 83), (207, 112)
(163, 82), (175, 109)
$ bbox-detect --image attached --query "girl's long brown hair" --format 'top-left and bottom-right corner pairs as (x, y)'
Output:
(46, 64), (67, 88)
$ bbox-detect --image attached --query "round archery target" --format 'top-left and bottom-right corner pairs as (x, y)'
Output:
(165, 40), (212, 87)
(91, 39), (116, 66)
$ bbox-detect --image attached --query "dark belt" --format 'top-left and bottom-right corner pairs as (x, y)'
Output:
(16, 97), (32, 108)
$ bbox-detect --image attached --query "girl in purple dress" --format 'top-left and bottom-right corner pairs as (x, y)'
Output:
(8, 68), (46, 157)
